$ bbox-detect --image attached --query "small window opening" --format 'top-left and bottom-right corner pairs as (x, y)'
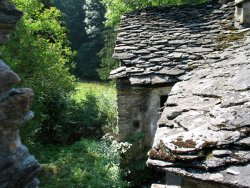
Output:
(160, 95), (168, 108)
(133, 120), (140, 129)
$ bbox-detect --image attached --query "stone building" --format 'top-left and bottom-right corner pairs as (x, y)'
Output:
(111, 0), (250, 187)
(111, 0), (235, 147)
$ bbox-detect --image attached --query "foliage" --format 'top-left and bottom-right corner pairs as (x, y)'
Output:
(53, 0), (87, 50)
(98, 29), (118, 81)
(29, 138), (130, 188)
(70, 82), (118, 135)
(1, 0), (76, 143)
(101, 0), (210, 27)
(35, 82), (118, 144)
(53, 0), (105, 80)
(76, 39), (103, 80)
(84, 0), (105, 38)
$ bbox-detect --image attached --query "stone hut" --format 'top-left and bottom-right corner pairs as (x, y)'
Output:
(111, 1), (236, 147)
(112, 0), (250, 187)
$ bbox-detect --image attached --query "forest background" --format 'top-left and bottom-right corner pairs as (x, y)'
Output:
(1, 0), (208, 187)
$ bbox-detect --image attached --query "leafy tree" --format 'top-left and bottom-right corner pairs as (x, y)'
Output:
(1, 0), (75, 142)
(101, 0), (209, 27)
(98, 29), (118, 81)
(76, 40), (103, 80)
(76, 0), (105, 80)
(84, 0), (105, 38)
(53, 0), (87, 50)
(53, 0), (105, 80)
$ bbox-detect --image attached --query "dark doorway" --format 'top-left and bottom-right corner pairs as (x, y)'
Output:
(160, 95), (168, 108)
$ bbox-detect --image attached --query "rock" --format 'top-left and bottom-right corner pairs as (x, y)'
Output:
(151, 184), (168, 188)
(209, 173), (224, 181)
(235, 137), (250, 146)
(157, 68), (185, 76)
(129, 76), (151, 85)
(226, 169), (240, 176)
(212, 150), (232, 157)
(114, 46), (138, 51)
(110, 66), (126, 75)
(149, 57), (169, 63)
(134, 49), (150, 54)
(0, 61), (40, 188)
(112, 52), (136, 60)
(0, 2), (39, 187)
(0, 1), (23, 44)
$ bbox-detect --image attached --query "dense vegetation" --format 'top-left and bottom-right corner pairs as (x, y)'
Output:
(101, 0), (209, 27)
(1, 0), (76, 144)
(30, 127), (130, 188)
(2, 0), (213, 187)
(53, 0), (105, 80)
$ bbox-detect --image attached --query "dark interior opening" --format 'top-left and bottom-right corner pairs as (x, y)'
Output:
(160, 95), (168, 108)
(237, 3), (242, 8)
(133, 120), (140, 129)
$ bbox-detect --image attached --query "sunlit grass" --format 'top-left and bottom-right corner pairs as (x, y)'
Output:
(72, 82), (116, 102)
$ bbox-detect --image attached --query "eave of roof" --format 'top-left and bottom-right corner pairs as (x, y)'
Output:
(235, 0), (249, 5)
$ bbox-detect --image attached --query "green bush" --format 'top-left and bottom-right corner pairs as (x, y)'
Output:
(33, 83), (118, 144)
(0, 0), (76, 143)
(30, 138), (130, 188)
(71, 83), (118, 134)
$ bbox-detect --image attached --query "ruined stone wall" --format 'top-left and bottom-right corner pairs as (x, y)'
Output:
(0, 1), (40, 187)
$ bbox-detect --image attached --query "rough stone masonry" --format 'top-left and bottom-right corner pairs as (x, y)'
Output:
(0, 0), (40, 187)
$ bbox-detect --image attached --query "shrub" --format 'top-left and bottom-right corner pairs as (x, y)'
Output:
(0, 0), (76, 144)
(31, 138), (130, 188)
(34, 83), (118, 144)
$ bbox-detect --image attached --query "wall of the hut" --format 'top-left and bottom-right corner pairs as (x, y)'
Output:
(117, 83), (171, 147)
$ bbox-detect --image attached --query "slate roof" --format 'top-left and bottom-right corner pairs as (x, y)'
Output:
(147, 33), (250, 188)
(110, 1), (236, 85)
(235, 0), (248, 5)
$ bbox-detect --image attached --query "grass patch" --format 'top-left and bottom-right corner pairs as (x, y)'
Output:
(72, 82), (116, 102)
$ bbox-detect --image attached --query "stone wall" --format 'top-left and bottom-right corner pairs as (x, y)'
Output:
(117, 80), (171, 147)
(117, 87), (147, 146)
(0, 1), (40, 187)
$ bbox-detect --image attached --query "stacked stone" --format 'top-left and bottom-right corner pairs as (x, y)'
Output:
(110, 2), (236, 85)
(0, 61), (40, 188)
(147, 35), (250, 188)
(0, 1), (40, 187)
(0, 0), (23, 43)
